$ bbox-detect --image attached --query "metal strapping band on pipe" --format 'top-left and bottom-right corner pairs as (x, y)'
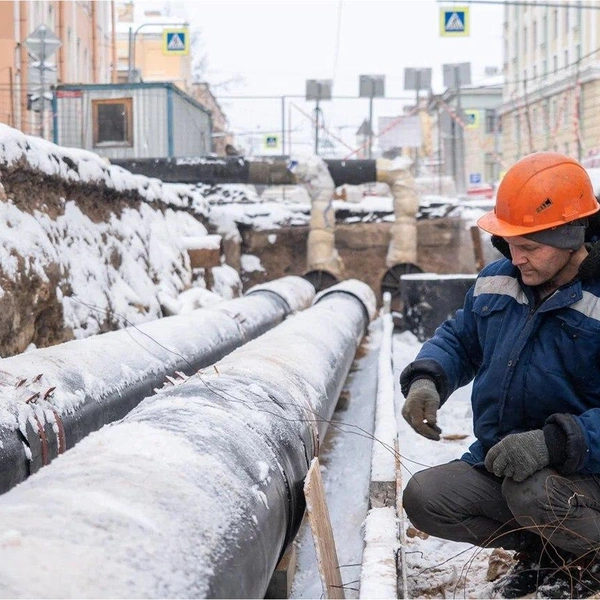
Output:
(0, 279), (375, 599)
(0, 276), (315, 495)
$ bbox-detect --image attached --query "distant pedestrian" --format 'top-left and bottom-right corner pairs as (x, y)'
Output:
(400, 151), (600, 598)
(225, 143), (239, 156)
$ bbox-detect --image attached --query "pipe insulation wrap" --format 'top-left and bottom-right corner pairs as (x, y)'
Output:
(0, 280), (374, 599)
(0, 276), (314, 494)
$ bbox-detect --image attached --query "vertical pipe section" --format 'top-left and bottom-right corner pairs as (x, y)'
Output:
(291, 156), (344, 291)
(0, 280), (375, 599)
(377, 157), (423, 305)
(0, 276), (314, 495)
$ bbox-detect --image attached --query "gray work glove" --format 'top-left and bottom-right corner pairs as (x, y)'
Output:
(485, 430), (550, 482)
(401, 378), (442, 441)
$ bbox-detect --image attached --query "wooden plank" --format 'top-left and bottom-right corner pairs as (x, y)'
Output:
(395, 437), (409, 599)
(304, 457), (345, 599)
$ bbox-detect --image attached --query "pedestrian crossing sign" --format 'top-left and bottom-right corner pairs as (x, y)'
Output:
(440, 6), (470, 37)
(263, 134), (281, 152)
(163, 28), (189, 55)
(464, 109), (480, 129)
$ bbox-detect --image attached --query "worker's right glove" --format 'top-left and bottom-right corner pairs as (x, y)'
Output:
(401, 378), (442, 441)
(485, 430), (550, 482)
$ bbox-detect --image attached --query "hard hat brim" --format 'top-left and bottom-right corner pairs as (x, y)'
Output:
(477, 204), (600, 238)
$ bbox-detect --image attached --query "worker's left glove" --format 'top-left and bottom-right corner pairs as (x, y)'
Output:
(485, 430), (550, 482)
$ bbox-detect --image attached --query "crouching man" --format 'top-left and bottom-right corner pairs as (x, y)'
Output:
(401, 152), (600, 599)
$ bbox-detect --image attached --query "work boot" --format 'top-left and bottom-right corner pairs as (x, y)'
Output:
(491, 542), (573, 599)
(537, 555), (600, 599)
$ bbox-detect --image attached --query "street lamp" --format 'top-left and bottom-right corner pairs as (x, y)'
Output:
(305, 79), (332, 155)
(127, 21), (188, 83)
(359, 75), (385, 159)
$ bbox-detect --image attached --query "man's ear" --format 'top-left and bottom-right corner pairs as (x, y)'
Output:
(491, 235), (511, 259)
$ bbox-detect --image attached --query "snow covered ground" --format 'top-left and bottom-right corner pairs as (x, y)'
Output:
(291, 320), (496, 599)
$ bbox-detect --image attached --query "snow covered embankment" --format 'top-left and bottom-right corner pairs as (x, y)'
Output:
(0, 124), (221, 355)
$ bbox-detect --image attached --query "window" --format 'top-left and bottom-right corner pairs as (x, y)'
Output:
(553, 54), (558, 72)
(553, 9), (558, 38)
(485, 109), (497, 134)
(542, 14), (548, 47)
(533, 21), (537, 49)
(92, 98), (133, 146)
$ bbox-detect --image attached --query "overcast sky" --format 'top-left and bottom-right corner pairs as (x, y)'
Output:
(146, 0), (505, 154)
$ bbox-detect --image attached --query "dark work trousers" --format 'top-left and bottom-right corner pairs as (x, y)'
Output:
(403, 460), (600, 556)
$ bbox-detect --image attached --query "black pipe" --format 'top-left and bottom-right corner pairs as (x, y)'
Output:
(111, 157), (378, 188)
(0, 277), (314, 495)
(0, 281), (375, 599)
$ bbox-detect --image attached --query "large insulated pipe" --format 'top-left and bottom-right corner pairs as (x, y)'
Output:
(377, 156), (423, 305)
(110, 156), (378, 188)
(0, 276), (314, 495)
(0, 280), (375, 599)
(290, 156), (345, 291)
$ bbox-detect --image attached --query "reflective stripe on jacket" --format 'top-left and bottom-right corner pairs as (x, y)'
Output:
(408, 254), (600, 472)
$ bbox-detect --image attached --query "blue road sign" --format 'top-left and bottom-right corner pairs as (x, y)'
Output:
(440, 7), (470, 37)
(163, 28), (189, 55)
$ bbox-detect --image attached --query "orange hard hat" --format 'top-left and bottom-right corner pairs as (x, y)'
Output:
(477, 151), (599, 237)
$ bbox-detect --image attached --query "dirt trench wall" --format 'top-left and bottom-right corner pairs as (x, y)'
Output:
(238, 219), (491, 304)
(0, 158), (208, 357)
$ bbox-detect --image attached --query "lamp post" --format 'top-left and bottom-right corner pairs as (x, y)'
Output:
(305, 79), (332, 156)
(359, 75), (385, 159)
(127, 21), (188, 82)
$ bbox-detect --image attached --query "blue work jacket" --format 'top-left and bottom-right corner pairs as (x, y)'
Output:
(402, 250), (600, 473)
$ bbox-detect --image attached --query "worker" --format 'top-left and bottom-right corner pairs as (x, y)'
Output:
(400, 152), (600, 599)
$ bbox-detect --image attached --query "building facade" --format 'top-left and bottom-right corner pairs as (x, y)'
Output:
(501, 2), (600, 167)
(115, 1), (232, 155)
(0, 1), (114, 137)
(428, 80), (503, 194)
(114, 1), (190, 88)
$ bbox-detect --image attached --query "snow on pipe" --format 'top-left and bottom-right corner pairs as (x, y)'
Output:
(0, 279), (376, 599)
(0, 275), (315, 495)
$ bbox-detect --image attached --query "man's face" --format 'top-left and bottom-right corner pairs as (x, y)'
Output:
(505, 235), (572, 287)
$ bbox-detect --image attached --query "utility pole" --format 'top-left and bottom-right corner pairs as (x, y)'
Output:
(443, 62), (470, 196)
(24, 25), (61, 140)
(305, 79), (332, 157)
(455, 65), (466, 196)
(359, 75), (385, 160)
(314, 98), (321, 155)
(403, 68), (431, 177)
(415, 72), (421, 176)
